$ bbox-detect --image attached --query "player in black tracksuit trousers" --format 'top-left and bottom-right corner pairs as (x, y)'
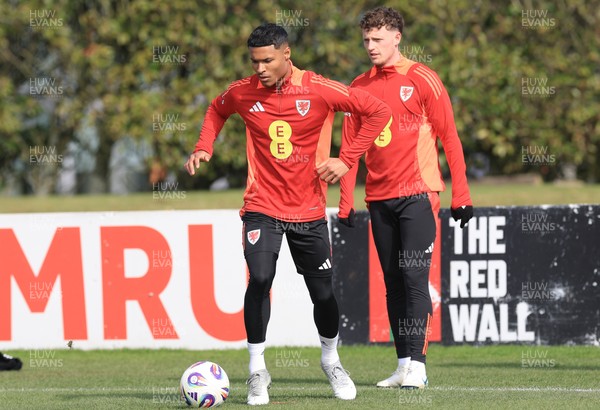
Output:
(369, 194), (437, 364)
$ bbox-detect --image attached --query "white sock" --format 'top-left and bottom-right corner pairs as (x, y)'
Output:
(319, 334), (340, 365)
(398, 357), (411, 368)
(248, 342), (266, 374)
(410, 360), (426, 372)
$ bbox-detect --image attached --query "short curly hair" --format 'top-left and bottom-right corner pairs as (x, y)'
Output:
(360, 6), (404, 34)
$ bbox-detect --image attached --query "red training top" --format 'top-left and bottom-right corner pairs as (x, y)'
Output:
(194, 62), (391, 222)
(339, 57), (472, 217)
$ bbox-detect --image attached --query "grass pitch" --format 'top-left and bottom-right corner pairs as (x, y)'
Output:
(1, 183), (599, 213)
(1, 345), (598, 409)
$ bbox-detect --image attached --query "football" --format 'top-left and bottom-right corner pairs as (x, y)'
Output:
(180, 361), (230, 408)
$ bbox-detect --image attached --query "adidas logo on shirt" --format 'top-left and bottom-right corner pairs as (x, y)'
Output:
(249, 101), (265, 112)
(318, 258), (332, 270)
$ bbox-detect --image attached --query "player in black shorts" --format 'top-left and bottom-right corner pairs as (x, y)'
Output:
(242, 212), (337, 346)
(241, 213), (356, 403)
(185, 23), (390, 405)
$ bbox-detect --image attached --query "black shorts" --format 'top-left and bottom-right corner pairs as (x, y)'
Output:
(241, 212), (332, 277)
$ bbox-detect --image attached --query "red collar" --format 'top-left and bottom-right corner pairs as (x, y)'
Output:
(368, 55), (411, 78)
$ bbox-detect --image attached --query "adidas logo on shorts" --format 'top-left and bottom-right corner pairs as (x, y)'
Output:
(318, 258), (332, 270)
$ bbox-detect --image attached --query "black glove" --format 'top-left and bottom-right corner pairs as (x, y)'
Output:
(339, 208), (355, 228)
(451, 205), (473, 228)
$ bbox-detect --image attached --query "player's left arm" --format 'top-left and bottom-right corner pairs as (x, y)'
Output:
(419, 66), (473, 226)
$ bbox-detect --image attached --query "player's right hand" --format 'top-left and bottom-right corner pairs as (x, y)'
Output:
(184, 150), (211, 176)
(317, 158), (350, 184)
(338, 208), (355, 228)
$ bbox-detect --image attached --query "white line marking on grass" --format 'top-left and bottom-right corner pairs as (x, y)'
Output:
(1, 386), (599, 393)
(429, 386), (600, 393)
(0, 387), (161, 393)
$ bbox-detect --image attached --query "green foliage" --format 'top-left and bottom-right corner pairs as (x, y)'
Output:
(1, 0), (598, 194)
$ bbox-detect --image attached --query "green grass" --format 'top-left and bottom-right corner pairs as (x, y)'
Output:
(0, 183), (599, 213)
(0, 345), (599, 409)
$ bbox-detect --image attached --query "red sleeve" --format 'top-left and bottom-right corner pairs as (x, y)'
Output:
(193, 82), (239, 156)
(338, 112), (362, 218)
(338, 88), (391, 168)
(417, 65), (472, 208)
(310, 75), (391, 168)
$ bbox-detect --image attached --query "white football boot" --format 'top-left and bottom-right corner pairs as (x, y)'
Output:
(400, 361), (428, 389)
(321, 360), (357, 400)
(376, 365), (410, 387)
(246, 369), (271, 405)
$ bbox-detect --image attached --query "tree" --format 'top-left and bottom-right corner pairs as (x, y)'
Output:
(1, 0), (598, 196)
